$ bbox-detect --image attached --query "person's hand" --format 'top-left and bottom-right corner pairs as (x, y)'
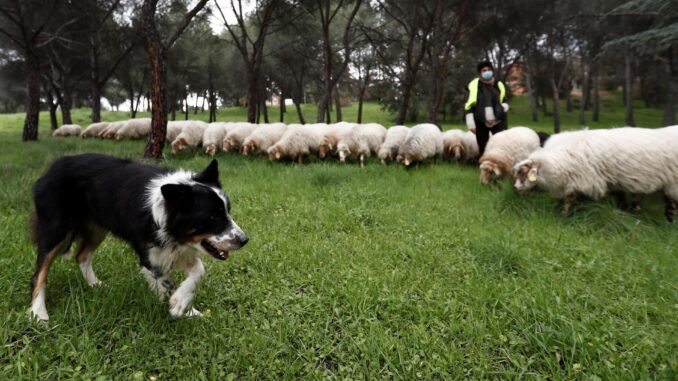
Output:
(502, 103), (509, 113)
(465, 113), (476, 131)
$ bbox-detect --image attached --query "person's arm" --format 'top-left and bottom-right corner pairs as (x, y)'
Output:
(500, 81), (509, 113)
(464, 81), (477, 133)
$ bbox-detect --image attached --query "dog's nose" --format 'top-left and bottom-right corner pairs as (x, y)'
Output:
(240, 236), (249, 247)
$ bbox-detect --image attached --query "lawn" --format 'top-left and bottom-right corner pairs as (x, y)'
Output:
(0, 97), (676, 380)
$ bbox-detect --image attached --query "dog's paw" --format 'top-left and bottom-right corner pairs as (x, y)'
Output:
(28, 308), (49, 322)
(169, 292), (194, 318)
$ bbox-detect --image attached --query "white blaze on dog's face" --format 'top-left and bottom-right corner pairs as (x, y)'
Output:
(159, 160), (248, 260)
(513, 160), (539, 191)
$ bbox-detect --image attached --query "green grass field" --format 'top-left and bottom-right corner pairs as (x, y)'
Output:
(0, 97), (676, 380)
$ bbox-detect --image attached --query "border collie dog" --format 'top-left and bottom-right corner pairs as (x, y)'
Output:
(30, 153), (248, 321)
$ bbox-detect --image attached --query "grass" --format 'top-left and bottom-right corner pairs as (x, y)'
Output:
(0, 96), (676, 380)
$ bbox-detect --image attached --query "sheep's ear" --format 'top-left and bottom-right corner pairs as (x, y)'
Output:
(527, 167), (538, 182)
(194, 159), (219, 185)
(492, 165), (501, 176)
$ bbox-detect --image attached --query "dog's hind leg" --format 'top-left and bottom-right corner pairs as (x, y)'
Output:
(30, 231), (73, 321)
(169, 252), (205, 318)
(75, 226), (107, 287)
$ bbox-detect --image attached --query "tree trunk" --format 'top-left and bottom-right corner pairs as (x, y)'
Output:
(294, 99), (305, 124)
(427, 57), (447, 126)
(357, 88), (365, 124)
(407, 97), (418, 123)
(61, 86), (73, 125)
(200, 91), (206, 112)
(526, 71), (539, 122)
(592, 67), (600, 122)
(540, 95), (548, 116)
(279, 92), (285, 123)
(579, 61), (589, 125)
(134, 89), (143, 118)
(194, 93), (199, 114)
(246, 70), (258, 123)
(90, 47), (102, 123)
(624, 51), (635, 127)
(45, 87), (58, 130)
(142, 0), (168, 159)
(261, 97), (269, 123)
(185, 93), (189, 120)
(565, 83), (573, 113)
(23, 57), (41, 141)
(663, 46), (677, 126)
(334, 84), (342, 122)
(396, 73), (415, 125)
(551, 77), (561, 133)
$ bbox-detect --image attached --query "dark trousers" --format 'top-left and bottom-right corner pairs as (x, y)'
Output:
(475, 117), (507, 156)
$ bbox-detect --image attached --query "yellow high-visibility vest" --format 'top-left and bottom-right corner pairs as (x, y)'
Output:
(464, 78), (506, 111)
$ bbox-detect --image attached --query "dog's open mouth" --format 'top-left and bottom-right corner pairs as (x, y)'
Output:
(200, 239), (229, 260)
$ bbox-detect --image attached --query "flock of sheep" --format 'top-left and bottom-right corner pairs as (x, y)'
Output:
(54, 118), (678, 221)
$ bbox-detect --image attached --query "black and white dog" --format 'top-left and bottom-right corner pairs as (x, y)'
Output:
(30, 153), (248, 321)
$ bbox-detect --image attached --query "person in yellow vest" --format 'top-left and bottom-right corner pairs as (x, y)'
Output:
(464, 61), (509, 155)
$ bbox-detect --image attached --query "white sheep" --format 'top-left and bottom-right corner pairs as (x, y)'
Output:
(478, 126), (540, 184)
(115, 118), (151, 140)
(267, 124), (329, 163)
(442, 129), (479, 163)
(396, 123), (443, 167)
(170, 120), (209, 154)
(318, 122), (356, 159)
(166, 122), (184, 144)
(514, 126), (678, 219)
(202, 122), (232, 156)
(337, 123), (387, 168)
(242, 122), (287, 156)
(80, 122), (109, 138)
(222, 123), (258, 153)
(52, 124), (82, 137)
(99, 121), (126, 139)
(378, 126), (410, 165)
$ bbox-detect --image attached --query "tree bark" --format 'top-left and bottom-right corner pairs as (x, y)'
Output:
(45, 86), (58, 130)
(23, 57), (41, 141)
(91, 79), (102, 123)
(663, 46), (677, 126)
(592, 66), (600, 122)
(184, 93), (189, 120)
(142, 1), (168, 159)
(334, 84), (342, 122)
(397, 72), (415, 125)
(61, 85), (73, 125)
(261, 97), (269, 123)
(294, 99), (305, 124)
(551, 77), (561, 133)
(579, 61), (589, 125)
(624, 50), (635, 127)
(526, 69), (538, 122)
(279, 91), (285, 123)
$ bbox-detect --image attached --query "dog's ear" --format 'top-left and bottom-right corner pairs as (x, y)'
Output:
(161, 184), (193, 207)
(194, 159), (219, 185)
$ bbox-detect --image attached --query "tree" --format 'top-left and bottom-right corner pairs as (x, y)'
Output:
(140, 0), (209, 159)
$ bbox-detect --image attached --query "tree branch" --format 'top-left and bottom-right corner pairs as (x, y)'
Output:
(163, 0), (209, 49)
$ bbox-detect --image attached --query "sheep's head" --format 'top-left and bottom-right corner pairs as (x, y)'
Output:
(115, 133), (124, 141)
(205, 144), (218, 157)
(268, 145), (283, 161)
(479, 160), (502, 185)
(513, 159), (539, 191)
(242, 140), (256, 156)
(337, 143), (350, 162)
(222, 138), (233, 152)
(172, 137), (188, 155)
(448, 144), (465, 161)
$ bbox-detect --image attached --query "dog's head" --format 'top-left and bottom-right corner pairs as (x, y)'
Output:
(160, 160), (248, 260)
(513, 159), (539, 191)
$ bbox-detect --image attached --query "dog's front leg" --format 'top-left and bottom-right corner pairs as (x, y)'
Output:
(169, 255), (205, 318)
(140, 266), (175, 301)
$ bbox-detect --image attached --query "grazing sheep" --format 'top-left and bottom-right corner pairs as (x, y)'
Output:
(337, 123), (387, 168)
(514, 126), (678, 220)
(318, 122), (356, 159)
(378, 125), (410, 165)
(80, 122), (109, 138)
(99, 121), (126, 139)
(222, 123), (258, 153)
(166, 122), (184, 144)
(170, 120), (209, 154)
(242, 123), (287, 156)
(267, 124), (329, 163)
(203, 122), (232, 156)
(396, 123), (443, 167)
(115, 118), (151, 140)
(442, 129), (479, 163)
(52, 124), (83, 137)
(478, 126), (540, 184)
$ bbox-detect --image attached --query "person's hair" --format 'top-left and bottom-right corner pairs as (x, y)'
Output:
(477, 61), (493, 73)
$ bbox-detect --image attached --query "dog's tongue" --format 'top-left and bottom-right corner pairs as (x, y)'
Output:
(200, 240), (229, 260)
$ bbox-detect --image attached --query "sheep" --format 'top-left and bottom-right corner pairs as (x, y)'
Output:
(396, 123), (443, 167)
(442, 129), (479, 163)
(378, 125), (410, 165)
(52, 124), (83, 137)
(318, 122), (356, 159)
(478, 126), (540, 185)
(80, 122), (109, 138)
(337, 123), (387, 168)
(166, 122), (184, 144)
(222, 123), (258, 153)
(115, 118), (151, 140)
(99, 121), (126, 139)
(242, 122), (287, 156)
(170, 120), (209, 154)
(513, 126), (678, 220)
(267, 124), (329, 163)
(202, 122), (232, 156)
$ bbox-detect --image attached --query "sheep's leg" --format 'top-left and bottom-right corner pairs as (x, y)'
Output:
(664, 196), (677, 222)
(613, 191), (629, 210)
(562, 193), (577, 217)
(360, 154), (365, 169)
(630, 194), (641, 212)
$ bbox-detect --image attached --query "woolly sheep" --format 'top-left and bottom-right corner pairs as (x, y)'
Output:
(318, 122), (356, 159)
(99, 121), (126, 139)
(52, 124), (82, 137)
(442, 129), (479, 163)
(478, 126), (540, 184)
(337, 123), (387, 168)
(170, 120), (209, 154)
(222, 123), (258, 153)
(80, 122), (109, 138)
(267, 123), (329, 163)
(115, 118), (151, 140)
(378, 125), (410, 165)
(203, 122), (232, 156)
(513, 126), (678, 220)
(166, 122), (184, 144)
(242, 122), (287, 156)
(396, 123), (443, 167)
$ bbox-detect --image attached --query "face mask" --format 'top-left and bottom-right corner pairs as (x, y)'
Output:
(481, 71), (493, 80)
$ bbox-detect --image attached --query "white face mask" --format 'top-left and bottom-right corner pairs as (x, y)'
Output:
(481, 71), (493, 80)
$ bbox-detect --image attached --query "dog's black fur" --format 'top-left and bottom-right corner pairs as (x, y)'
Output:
(30, 153), (248, 320)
